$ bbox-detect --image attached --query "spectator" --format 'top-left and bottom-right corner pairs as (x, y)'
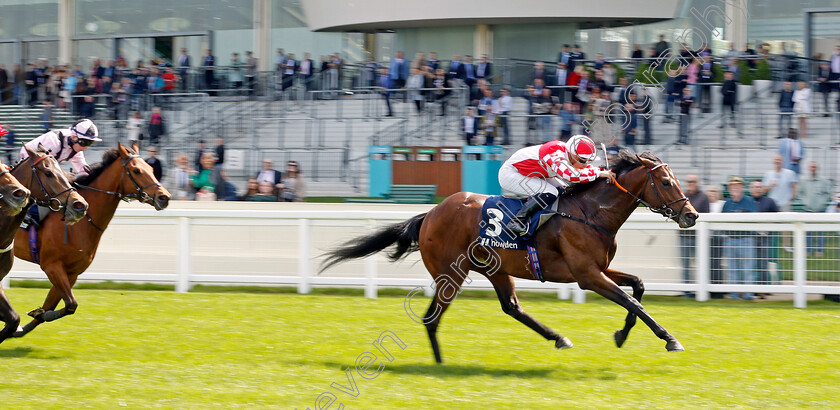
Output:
(763, 154), (799, 212)
(638, 87), (654, 145)
(678, 86), (694, 144)
(663, 68), (680, 122)
(571, 44), (585, 67)
(377, 67), (393, 117)
(679, 174), (710, 297)
(256, 158), (283, 194)
(624, 94), (638, 148)
(534, 88), (556, 142)
(792, 80), (811, 138)
(282, 53), (297, 92)
(631, 44), (643, 60)
(248, 181), (278, 202)
(274, 48), (286, 72)
(816, 62), (832, 116)
(557, 102), (577, 142)
(553, 61), (569, 103)
(558, 44), (573, 70)
(461, 107), (478, 145)
(532, 61), (547, 83)
(654, 34), (670, 58)
(144, 146), (164, 181)
(40, 99), (53, 131)
(298, 52), (313, 93)
(107, 81), (125, 119)
(778, 127), (803, 174)
(722, 176), (757, 300)
(3, 123), (15, 164)
(279, 161), (305, 202)
(799, 161), (833, 257)
(406, 68), (425, 113)
(496, 87), (512, 145)
(147, 107), (165, 145)
(202, 49), (215, 92)
(719, 71), (739, 132)
(126, 111), (143, 146)
(481, 105), (499, 146)
(476, 55), (492, 83)
(778, 81), (794, 134)
(214, 137), (225, 165)
(830, 45), (840, 93)
(195, 186), (216, 201)
(749, 180), (778, 288)
(172, 153), (195, 200)
(699, 55), (713, 114)
(477, 88), (495, 116)
(191, 152), (228, 200)
(389, 51), (409, 91)
(240, 177), (259, 200)
(0, 65), (7, 104)
(177, 48), (191, 91)
(245, 51), (259, 95)
(427, 52), (440, 71)
(194, 139), (207, 171)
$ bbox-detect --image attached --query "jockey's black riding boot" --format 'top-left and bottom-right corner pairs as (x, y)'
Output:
(22, 205), (40, 229)
(505, 193), (557, 236)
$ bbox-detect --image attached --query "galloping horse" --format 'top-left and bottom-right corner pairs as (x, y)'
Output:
(323, 151), (698, 363)
(12, 143), (170, 338)
(0, 145), (88, 343)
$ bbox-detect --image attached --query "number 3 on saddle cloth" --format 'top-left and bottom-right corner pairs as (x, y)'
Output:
(478, 195), (559, 282)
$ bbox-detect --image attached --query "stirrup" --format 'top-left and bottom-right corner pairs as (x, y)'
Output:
(23, 214), (40, 229)
(505, 218), (529, 236)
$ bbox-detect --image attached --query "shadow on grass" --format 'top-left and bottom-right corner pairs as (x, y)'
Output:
(381, 363), (624, 380)
(0, 346), (34, 358)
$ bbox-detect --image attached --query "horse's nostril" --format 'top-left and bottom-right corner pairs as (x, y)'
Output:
(12, 189), (27, 199)
(72, 201), (87, 211)
(159, 195), (170, 202)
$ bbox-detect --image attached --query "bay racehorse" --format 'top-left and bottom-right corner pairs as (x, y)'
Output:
(0, 145), (88, 344)
(12, 143), (170, 338)
(322, 151), (698, 363)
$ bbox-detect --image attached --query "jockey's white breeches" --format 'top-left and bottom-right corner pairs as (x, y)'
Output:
(498, 163), (566, 197)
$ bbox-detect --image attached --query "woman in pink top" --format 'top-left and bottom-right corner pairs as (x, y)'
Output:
(686, 60), (700, 107)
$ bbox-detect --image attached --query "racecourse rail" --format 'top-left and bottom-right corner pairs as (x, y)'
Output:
(3, 202), (838, 308)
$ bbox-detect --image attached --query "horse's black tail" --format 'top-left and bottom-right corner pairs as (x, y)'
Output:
(320, 213), (427, 273)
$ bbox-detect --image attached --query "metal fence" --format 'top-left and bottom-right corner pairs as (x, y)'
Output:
(3, 208), (838, 307)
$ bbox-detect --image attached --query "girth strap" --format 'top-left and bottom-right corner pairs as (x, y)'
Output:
(553, 211), (615, 238)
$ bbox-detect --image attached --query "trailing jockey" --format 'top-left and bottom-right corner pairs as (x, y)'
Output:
(20, 118), (101, 229)
(498, 135), (615, 236)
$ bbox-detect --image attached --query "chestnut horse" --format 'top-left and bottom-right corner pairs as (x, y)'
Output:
(0, 145), (88, 343)
(323, 151), (698, 363)
(12, 143), (170, 338)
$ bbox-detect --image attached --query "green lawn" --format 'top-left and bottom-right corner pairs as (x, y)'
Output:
(0, 288), (837, 408)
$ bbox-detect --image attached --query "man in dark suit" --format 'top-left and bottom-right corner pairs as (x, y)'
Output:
(202, 49), (215, 92)
(719, 71), (739, 132)
(532, 61), (547, 84)
(256, 158), (283, 190)
(476, 55), (492, 83)
(145, 146), (164, 182)
(571, 45), (585, 70)
(631, 44), (643, 59)
(557, 44), (573, 70)
(282, 53), (298, 91)
(448, 54), (464, 81)
(427, 52), (440, 71)
(177, 48), (191, 91)
(553, 62), (569, 103)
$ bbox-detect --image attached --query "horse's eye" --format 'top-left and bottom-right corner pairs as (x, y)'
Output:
(662, 179), (671, 187)
(45, 171), (54, 178)
(133, 169), (141, 174)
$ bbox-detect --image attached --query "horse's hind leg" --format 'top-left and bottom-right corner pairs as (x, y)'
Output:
(603, 268), (644, 348)
(489, 275), (572, 349)
(579, 270), (683, 352)
(421, 270), (467, 364)
(0, 287), (20, 344)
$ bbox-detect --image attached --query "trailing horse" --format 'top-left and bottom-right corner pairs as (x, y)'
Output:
(322, 151), (698, 363)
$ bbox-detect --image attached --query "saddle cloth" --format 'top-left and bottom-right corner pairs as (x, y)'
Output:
(477, 195), (557, 251)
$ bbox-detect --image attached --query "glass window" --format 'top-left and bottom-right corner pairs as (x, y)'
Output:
(0, 0), (58, 40)
(271, 0), (344, 65)
(75, 0), (253, 35)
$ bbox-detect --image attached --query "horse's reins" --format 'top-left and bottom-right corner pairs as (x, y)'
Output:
(73, 154), (161, 231)
(28, 154), (77, 218)
(612, 163), (689, 219)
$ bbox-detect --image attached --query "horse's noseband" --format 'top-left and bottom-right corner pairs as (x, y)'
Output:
(617, 163), (689, 220)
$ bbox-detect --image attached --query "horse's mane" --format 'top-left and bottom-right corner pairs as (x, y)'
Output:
(74, 146), (136, 185)
(563, 149), (661, 196)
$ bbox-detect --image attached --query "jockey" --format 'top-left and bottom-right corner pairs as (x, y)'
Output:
(498, 135), (615, 236)
(20, 118), (101, 229)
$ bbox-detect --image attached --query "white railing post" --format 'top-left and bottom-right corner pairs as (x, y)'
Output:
(1, 275), (9, 289)
(175, 216), (191, 293)
(298, 218), (312, 294)
(557, 283), (571, 300)
(364, 220), (377, 299)
(573, 284), (586, 304)
(793, 222), (807, 308)
(695, 222), (710, 302)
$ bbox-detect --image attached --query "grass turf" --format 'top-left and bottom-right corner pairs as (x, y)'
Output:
(0, 288), (837, 408)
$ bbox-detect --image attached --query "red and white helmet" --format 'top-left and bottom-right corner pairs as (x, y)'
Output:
(566, 135), (597, 163)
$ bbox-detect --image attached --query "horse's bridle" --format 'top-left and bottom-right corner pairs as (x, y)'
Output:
(613, 163), (689, 220)
(0, 167), (12, 201)
(74, 154), (162, 205)
(28, 154), (77, 214)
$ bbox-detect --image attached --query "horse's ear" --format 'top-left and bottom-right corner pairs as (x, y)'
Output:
(131, 141), (140, 154)
(117, 142), (129, 157)
(24, 144), (39, 159)
(636, 154), (654, 168)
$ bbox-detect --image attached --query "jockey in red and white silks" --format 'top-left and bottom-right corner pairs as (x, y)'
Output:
(498, 135), (614, 236)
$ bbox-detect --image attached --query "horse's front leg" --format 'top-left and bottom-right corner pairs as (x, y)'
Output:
(602, 268), (645, 348)
(578, 268), (683, 352)
(0, 286), (20, 344)
(488, 274), (573, 350)
(13, 269), (79, 338)
(12, 285), (60, 338)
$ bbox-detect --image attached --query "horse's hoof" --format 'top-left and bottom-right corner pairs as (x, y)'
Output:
(665, 339), (685, 352)
(27, 308), (44, 319)
(555, 337), (573, 349)
(614, 330), (627, 348)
